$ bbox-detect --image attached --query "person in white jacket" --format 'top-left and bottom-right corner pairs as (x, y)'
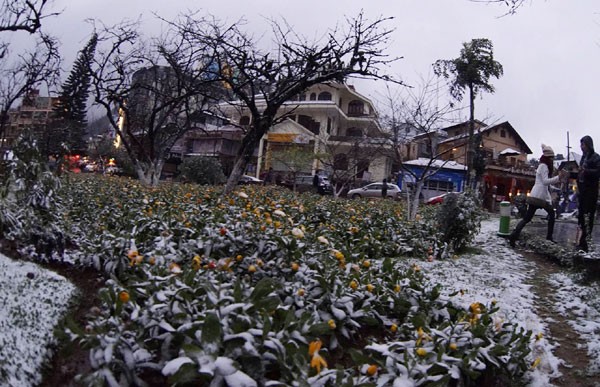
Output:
(509, 144), (567, 247)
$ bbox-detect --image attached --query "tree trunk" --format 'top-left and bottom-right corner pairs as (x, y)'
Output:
(467, 84), (475, 189)
(223, 120), (271, 195)
(410, 180), (425, 220)
(135, 159), (164, 187)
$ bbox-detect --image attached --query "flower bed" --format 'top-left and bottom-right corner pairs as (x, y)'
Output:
(47, 175), (533, 385)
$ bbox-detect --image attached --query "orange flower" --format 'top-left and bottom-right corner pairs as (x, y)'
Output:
(366, 364), (378, 376)
(308, 339), (322, 356)
(310, 352), (327, 374)
(119, 291), (130, 303)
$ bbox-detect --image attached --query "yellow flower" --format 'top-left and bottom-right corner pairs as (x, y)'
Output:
(332, 250), (345, 261)
(328, 319), (336, 329)
(118, 291), (130, 303)
(236, 254), (243, 262)
(531, 357), (541, 369)
(349, 280), (358, 290)
(362, 260), (371, 268)
(469, 302), (482, 315)
(366, 284), (374, 293)
(291, 262), (300, 271)
(394, 284), (401, 293)
(536, 332), (543, 341)
(310, 352), (328, 374)
(256, 259), (264, 267)
(390, 323), (398, 333)
(416, 348), (427, 357)
(449, 342), (458, 351)
(192, 255), (202, 271)
(248, 265), (257, 273)
(366, 364), (378, 376)
(297, 288), (305, 296)
(308, 340), (322, 356)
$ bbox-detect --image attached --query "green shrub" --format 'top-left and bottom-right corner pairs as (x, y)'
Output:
(436, 191), (484, 253)
(178, 156), (226, 185)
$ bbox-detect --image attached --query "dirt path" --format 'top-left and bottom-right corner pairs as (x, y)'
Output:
(520, 251), (597, 387)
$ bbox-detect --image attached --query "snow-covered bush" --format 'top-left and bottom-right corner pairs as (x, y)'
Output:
(178, 156), (226, 185)
(0, 132), (64, 258)
(57, 176), (532, 385)
(436, 191), (484, 253)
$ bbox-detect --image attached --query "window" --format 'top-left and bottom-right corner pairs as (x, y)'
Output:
(239, 116), (250, 125)
(346, 127), (362, 137)
(309, 93), (316, 101)
(348, 100), (364, 116)
(334, 153), (348, 170)
(317, 92), (332, 101)
(500, 129), (506, 138)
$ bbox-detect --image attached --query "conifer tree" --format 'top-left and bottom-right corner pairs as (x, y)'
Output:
(45, 33), (97, 157)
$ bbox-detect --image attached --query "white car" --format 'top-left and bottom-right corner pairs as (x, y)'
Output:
(238, 175), (263, 185)
(347, 182), (401, 199)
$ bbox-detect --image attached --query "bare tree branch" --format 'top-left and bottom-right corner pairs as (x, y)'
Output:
(0, 0), (59, 33)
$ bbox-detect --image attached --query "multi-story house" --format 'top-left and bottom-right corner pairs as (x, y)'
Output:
(436, 120), (535, 209)
(2, 89), (59, 151)
(198, 82), (392, 184)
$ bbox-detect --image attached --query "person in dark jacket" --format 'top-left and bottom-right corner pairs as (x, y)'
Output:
(575, 135), (600, 252)
(381, 178), (388, 198)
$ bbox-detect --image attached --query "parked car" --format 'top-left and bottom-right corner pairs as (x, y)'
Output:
(281, 174), (333, 195)
(238, 175), (263, 185)
(347, 182), (401, 199)
(425, 192), (460, 205)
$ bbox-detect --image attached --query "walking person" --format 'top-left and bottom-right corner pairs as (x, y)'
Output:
(381, 178), (388, 198)
(509, 144), (566, 247)
(574, 135), (600, 252)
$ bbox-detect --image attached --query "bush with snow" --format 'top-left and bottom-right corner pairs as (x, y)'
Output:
(42, 175), (532, 385)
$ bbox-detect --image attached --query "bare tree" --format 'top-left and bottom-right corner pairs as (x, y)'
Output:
(377, 75), (462, 219)
(167, 11), (401, 194)
(314, 128), (390, 198)
(0, 0), (60, 148)
(88, 19), (220, 186)
(0, 34), (61, 145)
(469, 0), (529, 15)
(270, 144), (314, 191)
(0, 0), (57, 34)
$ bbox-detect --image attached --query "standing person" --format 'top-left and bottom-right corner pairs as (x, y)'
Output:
(575, 135), (600, 252)
(263, 167), (273, 186)
(313, 169), (323, 194)
(381, 178), (388, 198)
(509, 145), (566, 247)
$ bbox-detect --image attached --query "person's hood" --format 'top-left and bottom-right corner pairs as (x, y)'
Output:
(581, 135), (595, 154)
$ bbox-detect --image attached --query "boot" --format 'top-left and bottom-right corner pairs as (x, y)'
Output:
(509, 232), (517, 247)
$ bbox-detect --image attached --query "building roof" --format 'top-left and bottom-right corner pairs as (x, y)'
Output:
(439, 121), (533, 154)
(403, 157), (467, 171)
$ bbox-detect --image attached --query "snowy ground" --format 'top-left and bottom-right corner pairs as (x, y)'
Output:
(1, 219), (599, 386)
(0, 254), (78, 387)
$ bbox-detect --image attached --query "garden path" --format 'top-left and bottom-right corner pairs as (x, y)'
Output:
(521, 250), (598, 387)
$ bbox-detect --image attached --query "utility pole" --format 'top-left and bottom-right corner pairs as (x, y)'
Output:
(566, 131), (571, 162)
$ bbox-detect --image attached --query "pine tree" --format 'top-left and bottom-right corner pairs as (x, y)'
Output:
(47, 33), (98, 157)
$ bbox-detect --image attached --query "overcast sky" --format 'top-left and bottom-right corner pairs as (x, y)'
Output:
(24, 0), (600, 159)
